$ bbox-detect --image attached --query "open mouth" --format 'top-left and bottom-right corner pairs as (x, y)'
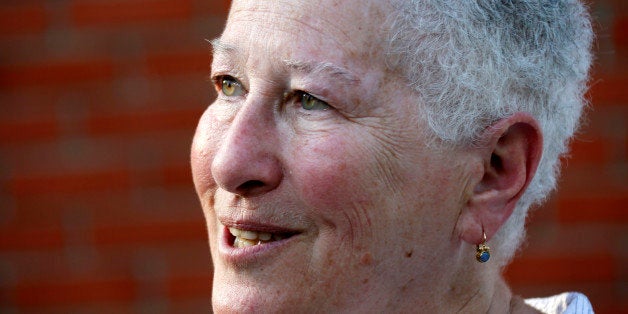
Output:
(228, 227), (297, 248)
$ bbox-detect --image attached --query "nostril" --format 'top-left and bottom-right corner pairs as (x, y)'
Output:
(236, 180), (266, 194)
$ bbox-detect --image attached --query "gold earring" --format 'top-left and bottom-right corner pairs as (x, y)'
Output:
(476, 231), (490, 263)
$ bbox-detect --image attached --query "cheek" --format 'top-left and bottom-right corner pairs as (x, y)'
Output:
(289, 133), (377, 234)
(190, 107), (224, 197)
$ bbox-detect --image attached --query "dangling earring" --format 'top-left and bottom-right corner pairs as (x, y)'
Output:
(476, 231), (490, 263)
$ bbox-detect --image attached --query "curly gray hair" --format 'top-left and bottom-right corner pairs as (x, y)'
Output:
(386, 0), (594, 265)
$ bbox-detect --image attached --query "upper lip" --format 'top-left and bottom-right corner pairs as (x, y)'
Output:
(218, 215), (303, 235)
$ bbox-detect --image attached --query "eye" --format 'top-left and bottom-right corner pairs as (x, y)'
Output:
(300, 92), (330, 111)
(219, 76), (244, 97)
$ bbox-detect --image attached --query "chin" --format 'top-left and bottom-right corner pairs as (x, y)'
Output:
(211, 273), (372, 313)
(212, 282), (306, 313)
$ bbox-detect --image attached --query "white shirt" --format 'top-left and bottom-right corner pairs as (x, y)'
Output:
(525, 292), (593, 314)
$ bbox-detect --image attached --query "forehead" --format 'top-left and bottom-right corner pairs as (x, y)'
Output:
(220, 0), (389, 68)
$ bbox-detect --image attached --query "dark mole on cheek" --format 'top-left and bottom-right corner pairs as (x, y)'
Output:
(405, 250), (413, 258)
(400, 278), (414, 292)
(360, 252), (373, 265)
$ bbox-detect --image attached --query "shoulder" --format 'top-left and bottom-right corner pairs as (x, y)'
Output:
(525, 292), (593, 314)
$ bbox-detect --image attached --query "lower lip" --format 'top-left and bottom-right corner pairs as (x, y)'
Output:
(218, 226), (296, 265)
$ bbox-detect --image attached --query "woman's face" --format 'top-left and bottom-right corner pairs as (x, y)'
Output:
(191, 0), (475, 311)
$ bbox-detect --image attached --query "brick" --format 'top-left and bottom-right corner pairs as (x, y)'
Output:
(0, 227), (64, 251)
(87, 108), (202, 136)
(557, 194), (628, 223)
(614, 15), (628, 53)
(7, 169), (131, 197)
(193, 0), (232, 16)
(524, 198), (557, 224)
(167, 299), (213, 314)
(0, 91), (59, 118)
(0, 117), (58, 145)
(165, 244), (212, 300)
(596, 304), (628, 314)
(11, 277), (136, 306)
(0, 4), (47, 36)
(525, 222), (624, 255)
(0, 59), (115, 89)
(505, 254), (616, 284)
(92, 220), (206, 246)
(0, 138), (133, 180)
(162, 241), (211, 272)
(71, 0), (193, 27)
(150, 134), (199, 165)
(11, 196), (66, 228)
(167, 274), (212, 299)
(88, 186), (201, 223)
(558, 165), (626, 194)
(145, 51), (211, 76)
(587, 75), (628, 105)
(0, 35), (50, 65)
(566, 137), (612, 165)
(12, 191), (131, 229)
(9, 303), (137, 313)
(149, 77), (214, 110)
(162, 163), (193, 186)
(0, 251), (68, 287)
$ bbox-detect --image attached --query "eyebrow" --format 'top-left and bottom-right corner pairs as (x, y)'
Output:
(210, 38), (362, 86)
(283, 60), (361, 86)
(209, 38), (238, 56)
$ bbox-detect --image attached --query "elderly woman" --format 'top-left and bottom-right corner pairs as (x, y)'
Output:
(191, 0), (594, 312)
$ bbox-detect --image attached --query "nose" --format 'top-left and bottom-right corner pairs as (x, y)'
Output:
(210, 101), (283, 197)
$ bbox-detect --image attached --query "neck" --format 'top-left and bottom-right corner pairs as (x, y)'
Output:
(370, 248), (542, 313)
(471, 277), (541, 314)
(487, 278), (514, 313)
(443, 262), (540, 314)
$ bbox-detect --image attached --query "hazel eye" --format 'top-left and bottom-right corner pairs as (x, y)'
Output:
(300, 93), (330, 111)
(220, 76), (244, 97)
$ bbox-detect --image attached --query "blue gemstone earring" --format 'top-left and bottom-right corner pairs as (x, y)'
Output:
(476, 231), (490, 263)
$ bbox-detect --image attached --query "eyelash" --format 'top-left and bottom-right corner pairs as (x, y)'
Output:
(212, 75), (331, 112)
(290, 91), (331, 111)
(213, 75), (245, 96)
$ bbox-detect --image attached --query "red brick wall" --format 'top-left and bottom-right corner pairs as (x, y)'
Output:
(0, 1), (625, 313)
(504, 1), (628, 313)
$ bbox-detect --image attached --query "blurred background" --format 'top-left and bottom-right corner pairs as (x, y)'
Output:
(0, 0), (625, 313)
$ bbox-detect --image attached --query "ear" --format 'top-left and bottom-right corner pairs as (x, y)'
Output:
(457, 112), (543, 245)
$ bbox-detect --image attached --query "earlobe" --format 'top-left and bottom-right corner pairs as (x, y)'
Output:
(458, 112), (543, 245)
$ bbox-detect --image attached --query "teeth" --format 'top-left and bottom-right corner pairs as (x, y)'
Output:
(259, 232), (271, 241)
(240, 230), (258, 240)
(234, 237), (258, 248)
(229, 227), (285, 248)
(228, 227), (241, 237)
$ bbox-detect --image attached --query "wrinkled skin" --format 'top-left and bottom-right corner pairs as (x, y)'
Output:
(191, 0), (508, 312)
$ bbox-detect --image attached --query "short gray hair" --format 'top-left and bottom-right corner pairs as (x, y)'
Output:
(386, 0), (593, 265)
